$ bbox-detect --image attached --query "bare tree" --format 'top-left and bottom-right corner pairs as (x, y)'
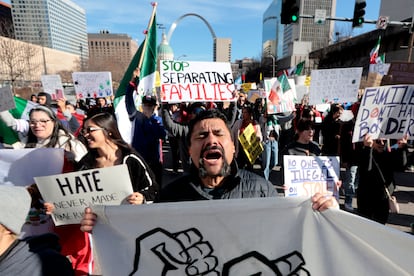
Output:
(0, 18), (41, 93)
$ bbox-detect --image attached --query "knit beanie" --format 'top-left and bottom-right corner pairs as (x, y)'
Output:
(0, 185), (31, 234)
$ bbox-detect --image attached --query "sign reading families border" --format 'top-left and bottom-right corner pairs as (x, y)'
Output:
(34, 164), (133, 226)
(352, 85), (414, 142)
(160, 60), (236, 103)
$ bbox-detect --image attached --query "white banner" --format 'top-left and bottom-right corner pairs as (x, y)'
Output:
(283, 155), (340, 198)
(0, 148), (64, 187)
(352, 85), (414, 142)
(91, 197), (414, 275)
(34, 164), (133, 226)
(160, 60), (236, 103)
(72, 71), (113, 99)
(309, 67), (362, 105)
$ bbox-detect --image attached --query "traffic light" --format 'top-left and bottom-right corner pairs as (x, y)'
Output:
(281, 0), (300, 25)
(352, 0), (366, 28)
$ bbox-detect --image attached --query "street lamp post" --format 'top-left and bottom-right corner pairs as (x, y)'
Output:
(268, 54), (275, 78)
(79, 44), (84, 71)
(38, 30), (47, 75)
(176, 54), (187, 60)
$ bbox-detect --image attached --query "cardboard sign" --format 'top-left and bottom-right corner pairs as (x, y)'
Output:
(352, 85), (414, 142)
(160, 60), (236, 103)
(72, 71), (113, 99)
(283, 155), (340, 198)
(0, 86), (15, 112)
(309, 67), (362, 104)
(263, 77), (297, 114)
(238, 123), (263, 164)
(40, 75), (64, 100)
(34, 164), (133, 226)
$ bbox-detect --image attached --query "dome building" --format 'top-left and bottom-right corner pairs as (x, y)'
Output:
(157, 32), (174, 69)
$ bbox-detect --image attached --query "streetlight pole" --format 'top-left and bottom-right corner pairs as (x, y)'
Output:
(38, 30), (47, 75)
(268, 54), (275, 78)
(176, 54), (187, 60)
(79, 43), (84, 71)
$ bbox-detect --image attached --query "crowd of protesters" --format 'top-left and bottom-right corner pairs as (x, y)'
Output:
(0, 82), (413, 274)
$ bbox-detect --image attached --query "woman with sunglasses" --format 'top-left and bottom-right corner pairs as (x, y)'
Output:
(77, 112), (159, 204)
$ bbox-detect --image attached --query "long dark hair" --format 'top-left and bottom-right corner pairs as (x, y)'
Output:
(81, 112), (134, 159)
(25, 105), (73, 150)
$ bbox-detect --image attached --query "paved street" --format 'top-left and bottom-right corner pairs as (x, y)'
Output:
(161, 140), (414, 235)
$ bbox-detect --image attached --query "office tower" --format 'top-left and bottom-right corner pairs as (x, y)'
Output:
(10, 0), (88, 56)
(214, 37), (232, 62)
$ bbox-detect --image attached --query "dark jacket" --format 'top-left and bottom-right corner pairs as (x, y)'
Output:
(125, 80), (166, 166)
(78, 152), (159, 202)
(0, 233), (73, 276)
(158, 161), (278, 202)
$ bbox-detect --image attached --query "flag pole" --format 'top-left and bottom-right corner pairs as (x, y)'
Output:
(138, 2), (157, 71)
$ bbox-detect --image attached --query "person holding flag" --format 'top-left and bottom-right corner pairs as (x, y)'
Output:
(113, 3), (166, 187)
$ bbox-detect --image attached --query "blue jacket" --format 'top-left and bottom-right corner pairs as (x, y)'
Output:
(126, 80), (166, 165)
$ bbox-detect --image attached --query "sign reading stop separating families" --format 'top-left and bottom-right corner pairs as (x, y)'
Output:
(34, 164), (133, 226)
(352, 85), (414, 142)
(160, 60), (236, 103)
(283, 155), (340, 198)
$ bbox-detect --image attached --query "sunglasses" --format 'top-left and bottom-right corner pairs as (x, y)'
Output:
(80, 127), (105, 135)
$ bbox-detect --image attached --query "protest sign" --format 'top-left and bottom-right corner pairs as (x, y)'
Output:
(91, 197), (414, 275)
(0, 86), (15, 112)
(352, 85), (414, 142)
(160, 60), (236, 103)
(263, 76), (297, 114)
(34, 164), (133, 226)
(40, 74), (64, 100)
(238, 123), (263, 164)
(0, 148), (65, 187)
(309, 67), (362, 105)
(283, 155), (340, 198)
(72, 71), (113, 99)
(369, 63), (390, 76)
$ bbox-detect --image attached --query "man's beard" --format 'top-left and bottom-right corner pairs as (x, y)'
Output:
(198, 145), (231, 179)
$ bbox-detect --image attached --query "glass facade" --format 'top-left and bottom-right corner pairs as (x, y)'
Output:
(10, 0), (88, 56)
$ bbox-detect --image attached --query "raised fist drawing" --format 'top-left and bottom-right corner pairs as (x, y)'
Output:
(129, 227), (219, 276)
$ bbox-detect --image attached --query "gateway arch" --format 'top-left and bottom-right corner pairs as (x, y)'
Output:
(167, 13), (230, 61)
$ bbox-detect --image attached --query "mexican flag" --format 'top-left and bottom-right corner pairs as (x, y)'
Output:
(0, 96), (36, 145)
(370, 36), (382, 64)
(114, 4), (157, 143)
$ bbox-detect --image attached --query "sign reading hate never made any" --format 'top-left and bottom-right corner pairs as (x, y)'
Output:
(309, 67), (362, 105)
(352, 85), (414, 143)
(283, 155), (340, 198)
(160, 60), (236, 102)
(34, 164), (133, 226)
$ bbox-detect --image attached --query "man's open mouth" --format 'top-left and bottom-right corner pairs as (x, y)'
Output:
(201, 146), (224, 160)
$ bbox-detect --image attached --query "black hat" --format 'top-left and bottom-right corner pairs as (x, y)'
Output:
(142, 95), (157, 106)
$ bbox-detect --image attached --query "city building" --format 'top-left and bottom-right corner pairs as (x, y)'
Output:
(9, 0), (88, 57)
(213, 37), (232, 62)
(262, 0), (336, 73)
(0, 1), (14, 38)
(87, 30), (138, 81)
(379, 0), (414, 21)
(157, 32), (174, 66)
(262, 0), (284, 59)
